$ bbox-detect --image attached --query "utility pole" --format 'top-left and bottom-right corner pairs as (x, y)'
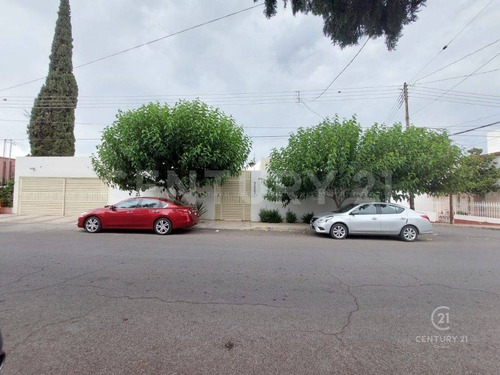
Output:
(403, 82), (415, 209)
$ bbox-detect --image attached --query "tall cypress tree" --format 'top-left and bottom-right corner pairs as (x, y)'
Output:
(28, 0), (78, 156)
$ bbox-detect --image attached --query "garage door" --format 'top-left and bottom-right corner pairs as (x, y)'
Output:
(18, 177), (108, 216)
(214, 172), (251, 221)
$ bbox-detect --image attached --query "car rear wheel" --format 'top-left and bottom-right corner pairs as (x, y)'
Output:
(330, 223), (348, 239)
(400, 225), (418, 242)
(84, 216), (101, 233)
(154, 218), (173, 235)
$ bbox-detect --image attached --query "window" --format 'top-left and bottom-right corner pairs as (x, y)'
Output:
(352, 204), (377, 215)
(377, 204), (405, 214)
(137, 199), (162, 208)
(115, 199), (140, 209)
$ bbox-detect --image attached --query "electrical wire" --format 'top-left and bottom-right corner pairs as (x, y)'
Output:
(409, 0), (495, 83)
(0, 3), (265, 93)
(415, 68), (500, 85)
(411, 50), (500, 116)
(382, 91), (404, 125)
(313, 37), (371, 101)
(414, 39), (500, 83)
(451, 120), (500, 135)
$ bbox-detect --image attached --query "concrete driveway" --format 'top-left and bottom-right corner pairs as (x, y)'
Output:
(0, 220), (499, 374)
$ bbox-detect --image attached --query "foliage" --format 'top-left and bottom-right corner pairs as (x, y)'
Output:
(301, 212), (315, 223)
(28, 0), (78, 156)
(255, 0), (426, 50)
(285, 210), (297, 223)
(454, 148), (500, 197)
(259, 208), (283, 223)
(0, 179), (14, 208)
(196, 201), (208, 218)
(264, 116), (363, 207)
(357, 124), (462, 202)
(92, 100), (252, 202)
(265, 120), (462, 207)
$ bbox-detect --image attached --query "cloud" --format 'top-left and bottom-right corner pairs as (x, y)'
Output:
(1, 0), (499, 158)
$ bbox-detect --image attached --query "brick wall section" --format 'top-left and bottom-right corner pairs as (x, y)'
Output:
(0, 157), (15, 185)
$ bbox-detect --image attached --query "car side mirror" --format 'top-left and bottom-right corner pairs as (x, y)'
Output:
(350, 212), (357, 216)
(109, 205), (116, 210)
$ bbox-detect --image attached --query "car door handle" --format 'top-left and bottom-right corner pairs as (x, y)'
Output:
(126, 211), (133, 214)
(371, 217), (378, 220)
(151, 210), (159, 213)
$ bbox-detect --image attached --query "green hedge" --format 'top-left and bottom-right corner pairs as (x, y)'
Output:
(0, 179), (14, 208)
(286, 211), (297, 223)
(259, 208), (283, 223)
(301, 212), (315, 223)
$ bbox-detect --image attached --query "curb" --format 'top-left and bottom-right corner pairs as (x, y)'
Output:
(432, 222), (500, 231)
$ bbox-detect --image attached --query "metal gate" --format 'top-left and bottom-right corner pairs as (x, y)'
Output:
(18, 177), (108, 216)
(214, 172), (251, 221)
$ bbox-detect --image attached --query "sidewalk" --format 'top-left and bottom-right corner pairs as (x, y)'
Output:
(432, 222), (500, 231)
(198, 220), (309, 233)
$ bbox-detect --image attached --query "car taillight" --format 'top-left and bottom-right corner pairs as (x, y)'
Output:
(421, 215), (430, 222)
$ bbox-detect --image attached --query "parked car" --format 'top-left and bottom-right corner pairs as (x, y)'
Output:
(310, 202), (432, 242)
(77, 197), (199, 235)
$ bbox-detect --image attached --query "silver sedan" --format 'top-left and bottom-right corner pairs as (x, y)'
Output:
(310, 202), (433, 242)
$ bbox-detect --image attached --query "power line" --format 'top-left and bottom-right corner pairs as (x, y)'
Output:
(451, 120), (500, 135)
(0, 85), (401, 99)
(409, 0), (495, 83)
(424, 114), (500, 130)
(382, 91), (404, 125)
(313, 37), (371, 101)
(412, 50), (500, 116)
(414, 38), (500, 83)
(416, 68), (500, 85)
(413, 86), (500, 99)
(0, 3), (264, 93)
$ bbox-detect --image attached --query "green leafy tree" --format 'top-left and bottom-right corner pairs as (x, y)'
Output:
(264, 116), (362, 207)
(28, 0), (78, 156)
(265, 120), (461, 209)
(92, 100), (252, 202)
(455, 148), (500, 197)
(358, 124), (462, 206)
(255, 0), (426, 49)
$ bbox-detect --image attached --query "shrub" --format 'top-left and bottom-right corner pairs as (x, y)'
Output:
(259, 208), (283, 223)
(301, 212), (315, 223)
(196, 201), (207, 217)
(286, 211), (297, 223)
(0, 179), (14, 208)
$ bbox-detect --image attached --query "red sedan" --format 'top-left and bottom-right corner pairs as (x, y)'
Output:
(77, 197), (199, 235)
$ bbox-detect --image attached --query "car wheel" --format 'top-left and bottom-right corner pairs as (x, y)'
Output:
(154, 218), (173, 235)
(400, 225), (418, 242)
(84, 216), (101, 233)
(330, 223), (348, 240)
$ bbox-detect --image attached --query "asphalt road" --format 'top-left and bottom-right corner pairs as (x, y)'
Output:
(0, 222), (499, 374)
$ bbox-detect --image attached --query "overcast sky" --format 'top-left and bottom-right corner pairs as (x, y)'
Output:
(1, 0), (499, 160)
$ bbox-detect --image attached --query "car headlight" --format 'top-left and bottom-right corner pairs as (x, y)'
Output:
(318, 216), (333, 223)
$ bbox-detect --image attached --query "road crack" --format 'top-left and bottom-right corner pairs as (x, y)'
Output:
(10, 304), (103, 353)
(95, 292), (307, 311)
(8, 268), (106, 294)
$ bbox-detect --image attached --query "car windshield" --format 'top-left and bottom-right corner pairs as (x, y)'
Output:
(336, 203), (359, 213)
